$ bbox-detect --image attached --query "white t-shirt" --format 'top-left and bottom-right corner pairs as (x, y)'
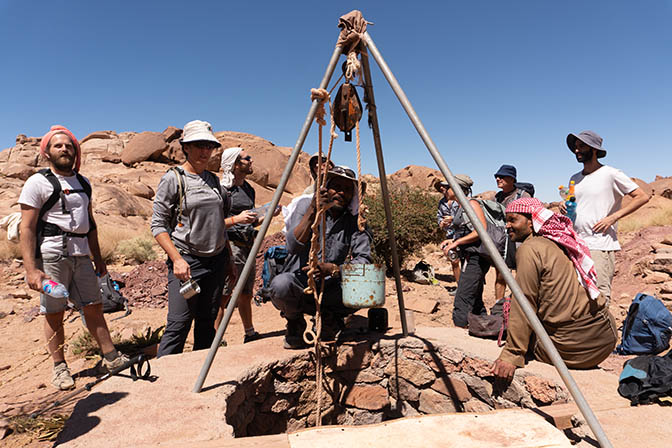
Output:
(18, 172), (92, 257)
(570, 165), (638, 251)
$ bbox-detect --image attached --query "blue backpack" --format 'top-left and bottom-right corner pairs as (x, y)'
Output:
(617, 293), (672, 355)
(254, 245), (288, 306)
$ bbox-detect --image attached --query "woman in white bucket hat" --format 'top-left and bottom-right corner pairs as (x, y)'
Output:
(151, 120), (236, 356)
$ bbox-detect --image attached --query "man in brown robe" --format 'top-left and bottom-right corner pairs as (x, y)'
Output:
(492, 198), (617, 383)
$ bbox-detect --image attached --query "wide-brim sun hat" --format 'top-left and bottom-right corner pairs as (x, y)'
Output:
(434, 179), (450, 192)
(566, 130), (606, 159)
(181, 120), (221, 147)
(454, 174), (474, 190)
(326, 165), (367, 193)
(494, 164), (517, 180)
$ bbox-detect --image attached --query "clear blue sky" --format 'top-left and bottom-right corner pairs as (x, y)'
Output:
(1, 1), (670, 201)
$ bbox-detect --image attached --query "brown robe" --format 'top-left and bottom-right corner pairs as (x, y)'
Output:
(498, 235), (617, 368)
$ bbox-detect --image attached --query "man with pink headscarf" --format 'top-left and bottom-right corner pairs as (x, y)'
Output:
(492, 198), (617, 384)
(18, 125), (128, 390)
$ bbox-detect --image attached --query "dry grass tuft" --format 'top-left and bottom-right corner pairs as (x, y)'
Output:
(10, 414), (67, 441)
(116, 234), (158, 264)
(97, 225), (140, 263)
(619, 201), (672, 233)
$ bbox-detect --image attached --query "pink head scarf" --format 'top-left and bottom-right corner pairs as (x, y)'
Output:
(506, 198), (600, 300)
(40, 125), (82, 172)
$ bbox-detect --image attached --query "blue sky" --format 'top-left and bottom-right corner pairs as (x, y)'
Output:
(1, 1), (670, 201)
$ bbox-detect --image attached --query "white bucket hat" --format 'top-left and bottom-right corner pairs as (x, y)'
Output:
(181, 120), (221, 146)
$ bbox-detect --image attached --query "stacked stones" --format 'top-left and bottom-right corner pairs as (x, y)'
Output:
(220, 337), (568, 437)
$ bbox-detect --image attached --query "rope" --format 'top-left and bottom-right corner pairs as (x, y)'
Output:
(305, 86), (339, 427)
(345, 50), (361, 83)
(355, 121), (365, 231)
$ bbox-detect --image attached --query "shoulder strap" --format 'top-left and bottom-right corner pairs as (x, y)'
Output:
(38, 169), (62, 222)
(169, 167), (187, 225)
(74, 172), (92, 199)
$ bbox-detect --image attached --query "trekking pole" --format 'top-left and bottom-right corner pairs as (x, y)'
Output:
(362, 31), (614, 448)
(192, 43), (344, 394)
(29, 354), (151, 419)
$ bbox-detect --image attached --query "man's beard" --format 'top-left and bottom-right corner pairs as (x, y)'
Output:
(51, 154), (75, 172)
(575, 148), (593, 163)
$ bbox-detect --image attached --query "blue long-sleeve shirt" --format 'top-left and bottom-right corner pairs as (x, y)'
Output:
(437, 197), (459, 239)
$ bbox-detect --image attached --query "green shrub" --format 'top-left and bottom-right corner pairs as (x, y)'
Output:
(116, 236), (157, 264)
(363, 183), (444, 271)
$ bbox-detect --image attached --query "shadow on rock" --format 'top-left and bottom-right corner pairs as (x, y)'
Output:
(54, 391), (128, 445)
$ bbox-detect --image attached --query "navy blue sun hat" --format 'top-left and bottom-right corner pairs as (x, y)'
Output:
(494, 164), (517, 180)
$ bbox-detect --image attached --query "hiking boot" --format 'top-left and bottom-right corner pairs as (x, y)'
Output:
(284, 317), (307, 350)
(102, 353), (131, 372)
(243, 331), (261, 344)
(52, 363), (75, 390)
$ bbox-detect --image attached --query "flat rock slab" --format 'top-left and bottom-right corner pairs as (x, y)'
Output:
(55, 327), (672, 448)
(288, 410), (570, 448)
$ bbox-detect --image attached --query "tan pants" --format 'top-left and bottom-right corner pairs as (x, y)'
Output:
(590, 250), (616, 307)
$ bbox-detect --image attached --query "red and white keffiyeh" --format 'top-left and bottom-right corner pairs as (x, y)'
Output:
(506, 198), (600, 300)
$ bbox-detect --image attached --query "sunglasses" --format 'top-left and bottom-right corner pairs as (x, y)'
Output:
(192, 141), (218, 150)
(237, 155), (252, 162)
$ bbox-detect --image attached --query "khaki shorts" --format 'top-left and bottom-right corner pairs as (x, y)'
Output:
(590, 249), (616, 306)
(222, 243), (255, 296)
(39, 255), (101, 314)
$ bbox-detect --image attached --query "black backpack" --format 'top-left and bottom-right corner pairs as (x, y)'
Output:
(99, 273), (131, 320)
(618, 349), (672, 405)
(514, 182), (535, 198)
(35, 168), (94, 258)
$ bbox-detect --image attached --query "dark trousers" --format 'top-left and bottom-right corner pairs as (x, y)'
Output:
(157, 250), (229, 357)
(452, 253), (490, 327)
(270, 271), (352, 321)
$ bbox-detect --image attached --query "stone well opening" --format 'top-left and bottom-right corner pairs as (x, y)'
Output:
(221, 337), (569, 437)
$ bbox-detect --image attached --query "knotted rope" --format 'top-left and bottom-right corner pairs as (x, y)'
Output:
(306, 86), (339, 427)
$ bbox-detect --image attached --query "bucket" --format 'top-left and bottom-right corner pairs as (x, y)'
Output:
(340, 264), (385, 309)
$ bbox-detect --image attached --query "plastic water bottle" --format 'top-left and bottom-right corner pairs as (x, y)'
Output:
(112, 281), (120, 292)
(565, 181), (577, 224)
(42, 279), (69, 298)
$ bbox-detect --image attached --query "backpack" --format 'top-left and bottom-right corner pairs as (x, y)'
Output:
(618, 349), (672, 405)
(35, 168), (93, 258)
(616, 293), (672, 355)
(514, 182), (535, 198)
(99, 273), (131, 320)
(254, 245), (289, 305)
(474, 199), (509, 262)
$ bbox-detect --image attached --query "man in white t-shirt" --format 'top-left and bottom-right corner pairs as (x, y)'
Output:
(18, 125), (128, 390)
(562, 130), (649, 306)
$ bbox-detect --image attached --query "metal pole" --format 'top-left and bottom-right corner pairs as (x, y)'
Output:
(192, 44), (343, 393)
(359, 46), (408, 336)
(362, 31), (613, 448)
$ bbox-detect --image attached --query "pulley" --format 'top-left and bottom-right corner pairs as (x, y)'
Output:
(333, 80), (362, 142)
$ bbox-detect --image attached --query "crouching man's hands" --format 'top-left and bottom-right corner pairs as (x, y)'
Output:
(302, 262), (340, 281)
(491, 358), (516, 390)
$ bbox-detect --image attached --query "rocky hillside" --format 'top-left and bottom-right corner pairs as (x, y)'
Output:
(0, 127), (315, 231)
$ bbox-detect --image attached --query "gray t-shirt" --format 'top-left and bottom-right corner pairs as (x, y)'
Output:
(151, 168), (231, 257)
